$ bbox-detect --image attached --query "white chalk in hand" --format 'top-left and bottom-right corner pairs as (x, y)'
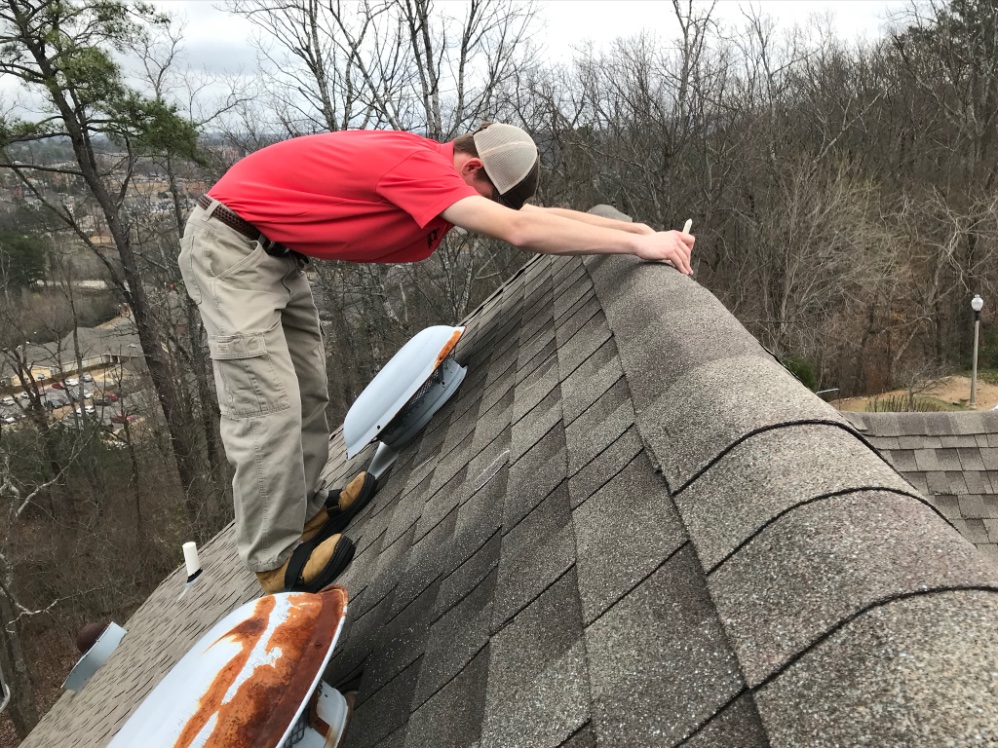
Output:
(182, 541), (201, 577)
(683, 219), (693, 234)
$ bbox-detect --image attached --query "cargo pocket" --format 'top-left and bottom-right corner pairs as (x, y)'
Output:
(208, 333), (290, 418)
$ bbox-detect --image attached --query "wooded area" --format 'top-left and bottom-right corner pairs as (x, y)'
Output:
(0, 0), (996, 741)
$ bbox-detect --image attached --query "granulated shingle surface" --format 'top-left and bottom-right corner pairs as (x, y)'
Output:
(22, 222), (998, 748)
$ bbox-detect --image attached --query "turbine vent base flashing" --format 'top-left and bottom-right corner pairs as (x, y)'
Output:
(380, 355), (466, 450)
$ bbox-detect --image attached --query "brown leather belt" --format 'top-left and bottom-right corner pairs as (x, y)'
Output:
(196, 194), (308, 264)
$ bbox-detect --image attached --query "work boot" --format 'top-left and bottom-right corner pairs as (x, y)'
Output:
(323, 472), (378, 534)
(301, 506), (331, 544)
(256, 534), (355, 595)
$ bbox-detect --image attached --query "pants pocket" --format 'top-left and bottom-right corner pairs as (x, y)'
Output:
(178, 215), (204, 306)
(208, 333), (290, 418)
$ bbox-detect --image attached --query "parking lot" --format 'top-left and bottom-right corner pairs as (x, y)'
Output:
(0, 367), (145, 435)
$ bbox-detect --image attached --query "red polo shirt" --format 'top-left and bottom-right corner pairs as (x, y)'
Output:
(207, 130), (479, 263)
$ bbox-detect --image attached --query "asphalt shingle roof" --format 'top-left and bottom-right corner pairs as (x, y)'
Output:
(20, 214), (998, 747)
(843, 410), (998, 563)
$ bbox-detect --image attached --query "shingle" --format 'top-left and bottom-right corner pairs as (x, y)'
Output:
(639, 356), (847, 491)
(935, 448), (964, 470)
(470, 387), (514, 457)
(334, 535), (381, 600)
(517, 332), (556, 383)
(883, 449), (917, 472)
(927, 493), (961, 518)
(414, 570), (496, 707)
(362, 525), (415, 611)
(560, 724), (596, 748)
(709, 490), (998, 685)
(519, 311), (554, 359)
(436, 531), (501, 620)
(564, 377), (635, 476)
(479, 369), (516, 417)
(901, 471), (929, 494)
(959, 494), (987, 519)
(681, 694), (768, 748)
(555, 295), (601, 347)
(926, 470), (951, 494)
(480, 570), (589, 748)
(360, 579), (440, 702)
(568, 426), (644, 509)
(412, 417), (448, 466)
(346, 657), (422, 748)
(981, 448), (998, 470)
(556, 309), (612, 377)
(465, 427), (512, 491)
(505, 425), (567, 529)
(962, 518), (989, 543)
(965, 471), (990, 495)
(552, 257), (585, 291)
(444, 464), (507, 577)
(586, 545), (743, 748)
(755, 591), (998, 747)
(416, 467), (469, 542)
(428, 430), (475, 497)
(599, 286), (765, 410)
(674, 424), (916, 570)
(326, 587), (395, 688)
(553, 274), (595, 321)
(573, 451), (685, 623)
(493, 484), (575, 628)
(511, 352), (560, 426)
(392, 509), (458, 616)
(384, 469), (434, 546)
(560, 337), (624, 427)
(510, 388), (563, 462)
(448, 373), (486, 424)
(405, 646), (490, 748)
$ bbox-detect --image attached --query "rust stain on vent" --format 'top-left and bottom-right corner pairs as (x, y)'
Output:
(434, 330), (462, 369)
(173, 587), (347, 748)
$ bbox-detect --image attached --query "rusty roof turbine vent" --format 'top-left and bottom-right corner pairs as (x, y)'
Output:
(344, 326), (466, 478)
(108, 587), (351, 748)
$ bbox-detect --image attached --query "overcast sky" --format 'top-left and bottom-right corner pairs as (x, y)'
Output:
(151, 0), (911, 77)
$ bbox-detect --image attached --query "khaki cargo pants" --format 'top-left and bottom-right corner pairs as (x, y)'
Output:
(179, 200), (329, 572)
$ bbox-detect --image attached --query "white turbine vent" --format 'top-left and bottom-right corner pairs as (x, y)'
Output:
(344, 326), (467, 459)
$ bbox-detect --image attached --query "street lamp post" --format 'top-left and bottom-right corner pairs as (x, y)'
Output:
(971, 294), (984, 407)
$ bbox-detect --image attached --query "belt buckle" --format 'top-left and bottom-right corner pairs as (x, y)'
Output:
(261, 238), (287, 257)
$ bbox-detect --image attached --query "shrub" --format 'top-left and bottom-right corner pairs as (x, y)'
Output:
(782, 354), (818, 391)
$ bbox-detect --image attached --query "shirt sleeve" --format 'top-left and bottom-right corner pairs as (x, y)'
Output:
(376, 149), (479, 229)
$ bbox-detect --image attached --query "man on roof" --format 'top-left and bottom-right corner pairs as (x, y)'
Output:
(178, 122), (694, 595)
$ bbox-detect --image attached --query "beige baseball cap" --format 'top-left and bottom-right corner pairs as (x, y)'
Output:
(473, 123), (540, 210)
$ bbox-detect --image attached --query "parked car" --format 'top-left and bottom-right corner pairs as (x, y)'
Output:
(35, 372), (46, 380)
(51, 381), (64, 389)
(65, 377), (79, 387)
(2, 415), (14, 425)
(81, 373), (94, 383)
(0, 396), (14, 406)
(74, 406), (96, 416)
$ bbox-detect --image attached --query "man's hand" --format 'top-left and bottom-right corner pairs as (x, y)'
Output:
(632, 230), (695, 275)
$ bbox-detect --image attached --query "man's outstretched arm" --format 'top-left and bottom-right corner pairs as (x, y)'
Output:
(520, 204), (656, 236)
(441, 196), (694, 275)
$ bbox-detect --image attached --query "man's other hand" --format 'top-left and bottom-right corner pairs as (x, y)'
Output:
(632, 230), (695, 274)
